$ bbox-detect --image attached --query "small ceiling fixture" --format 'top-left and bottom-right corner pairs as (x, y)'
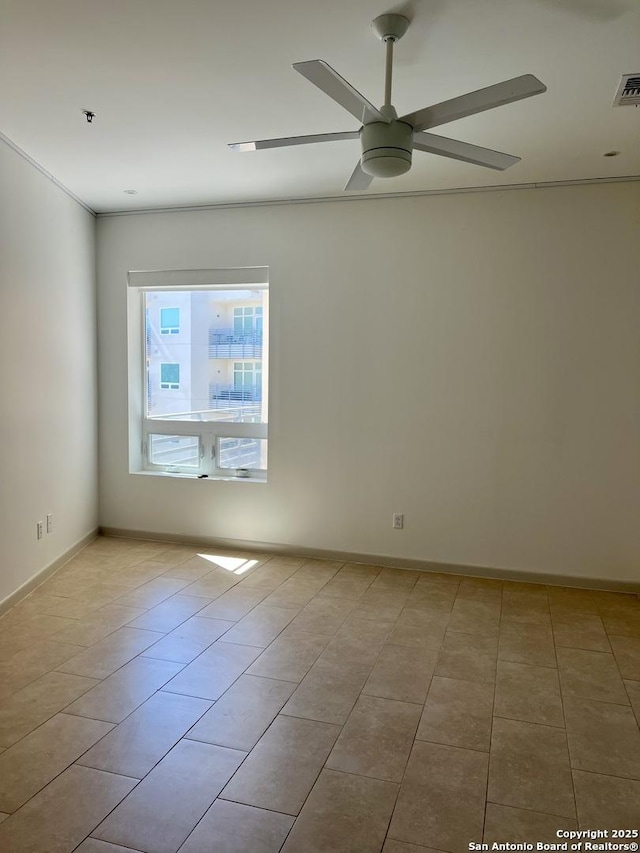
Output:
(82, 110), (96, 123)
(123, 189), (138, 194)
(228, 13), (546, 191)
(603, 150), (621, 157)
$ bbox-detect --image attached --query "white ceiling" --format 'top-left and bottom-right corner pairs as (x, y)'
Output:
(1, 0), (638, 213)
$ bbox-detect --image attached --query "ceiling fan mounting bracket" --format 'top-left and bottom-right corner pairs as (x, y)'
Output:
(370, 14), (410, 43)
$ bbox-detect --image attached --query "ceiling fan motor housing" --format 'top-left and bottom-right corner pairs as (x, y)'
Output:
(360, 120), (413, 177)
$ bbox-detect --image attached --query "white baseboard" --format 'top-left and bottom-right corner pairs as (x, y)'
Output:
(99, 527), (640, 594)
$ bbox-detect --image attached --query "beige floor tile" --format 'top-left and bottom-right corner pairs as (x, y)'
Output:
(456, 578), (503, 604)
(141, 615), (234, 663)
(448, 598), (501, 636)
(126, 593), (211, 632)
(564, 697), (640, 779)
(327, 694), (421, 782)
(162, 640), (260, 700)
(0, 613), (78, 659)
(483, 803), (577, 843)
(52, 604), (147, 647)
(494, 660), (564, 726)
(239, 562), (300, 591)
(292, 559), (343, 582)
(247, 629), (329, 682)
(0, 670), (99, 746)
(626, 679), (640, 722)
(158, 554), (223, 581)
(572, 769), (640, 830)
(180, 799), (294, 853)
(498, 622), (556, 668)
(363, 645), (437, 704)
(288, 596), (355, 637)
(405, 585), (457, 612)
(608, 634), (640, 680)
(551, 610), (611, 653)
(0, 639), (85, 699)
(339, 562), (384, 578)
(546, 587), (598, 614)
(414, 571), (460, 587)
(351, 590), (409, 622)
(56, 626), (163, 679)
(197, 586), (268, 620)
(386, 619), (446, 651)
(64, 656), (183, 723)
(395, 606), (451, 631)
(186, 674), (295, 750)
(557, 647), (629, 705)
(0, 713), (112, 812)
(501, 591), (551, 626)
(77, 691), (211, 778)
(282, 768), (398, 853)
(94, 740), (245, 853)
(222, 605), (297, 647)
(113, 576), (191, 609)
(383, 842), (438, 853)
(389, 741), (488, 853)
(174, 572), (238, 599)
(282, 657), (372, 724)
(316, 574), (375, 600)
(261, 578), (322, 610)
(321, 617), (393, 666)
(370, 568), (420, 593)
(502, 581), (548, 596)
(488, 717), (575, 818)
(77, 838), (157, 851)
(435, 631), (498, 684)
(0, 765), (136, 853)
(220, 714), (340, 815)
(417, 676), (494, 751)
(599, 606), (640, 639)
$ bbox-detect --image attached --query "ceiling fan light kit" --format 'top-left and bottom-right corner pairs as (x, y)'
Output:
(228, 13), (547, 191)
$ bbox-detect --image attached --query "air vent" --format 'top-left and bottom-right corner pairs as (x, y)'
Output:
(613, 74), (640, 106)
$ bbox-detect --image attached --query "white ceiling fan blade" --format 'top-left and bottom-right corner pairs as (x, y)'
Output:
(413, 132), (520, 170)
(344, 161), (374, 191)
(228, 131), (359, 152)
(293, 60), (386, 125)
(401, 75), (547, 132)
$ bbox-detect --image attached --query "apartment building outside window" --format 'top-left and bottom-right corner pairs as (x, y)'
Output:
(129, 268), (269, 480)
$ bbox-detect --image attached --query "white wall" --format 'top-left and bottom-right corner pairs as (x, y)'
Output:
(0, 139), (97, 603)
(97, 183), (640, 583)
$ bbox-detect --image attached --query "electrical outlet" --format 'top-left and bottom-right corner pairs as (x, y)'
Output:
(46, 513), (53, 533)
(393, 513), (404, 529)
(36, 521), (44, 540)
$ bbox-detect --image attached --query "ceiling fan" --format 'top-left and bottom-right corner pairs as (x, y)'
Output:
(228, 14), (547, 191)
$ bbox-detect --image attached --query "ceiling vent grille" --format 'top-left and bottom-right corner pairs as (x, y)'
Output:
(613, 74), (640, 106)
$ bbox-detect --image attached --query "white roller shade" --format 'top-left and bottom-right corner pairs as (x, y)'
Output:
(128, 267), (269, 289)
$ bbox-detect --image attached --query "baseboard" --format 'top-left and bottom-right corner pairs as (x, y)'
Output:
(99, 526), (640, 594)
(0, 529), (99, 616)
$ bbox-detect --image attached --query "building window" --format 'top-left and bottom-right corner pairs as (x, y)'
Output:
(160, 363), (180, 390)
(160, 307), (180, 334)
(129, 271), (269, 480)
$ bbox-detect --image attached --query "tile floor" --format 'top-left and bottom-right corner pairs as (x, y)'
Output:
(0, 536), (639, 852)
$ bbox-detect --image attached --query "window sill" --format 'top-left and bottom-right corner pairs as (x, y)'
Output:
(131, 470), (267, 484)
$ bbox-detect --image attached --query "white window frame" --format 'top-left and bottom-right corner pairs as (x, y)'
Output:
(127, 268), (269, 481)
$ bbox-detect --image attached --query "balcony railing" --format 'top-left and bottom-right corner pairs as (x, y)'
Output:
(209, 329), (263, 359)
(209, 383), (262, 403)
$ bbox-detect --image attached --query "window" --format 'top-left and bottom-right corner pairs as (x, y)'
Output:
(160, 307), (180, 334)
(128, 268), (269, 480)
(160, 363), (180, 390)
